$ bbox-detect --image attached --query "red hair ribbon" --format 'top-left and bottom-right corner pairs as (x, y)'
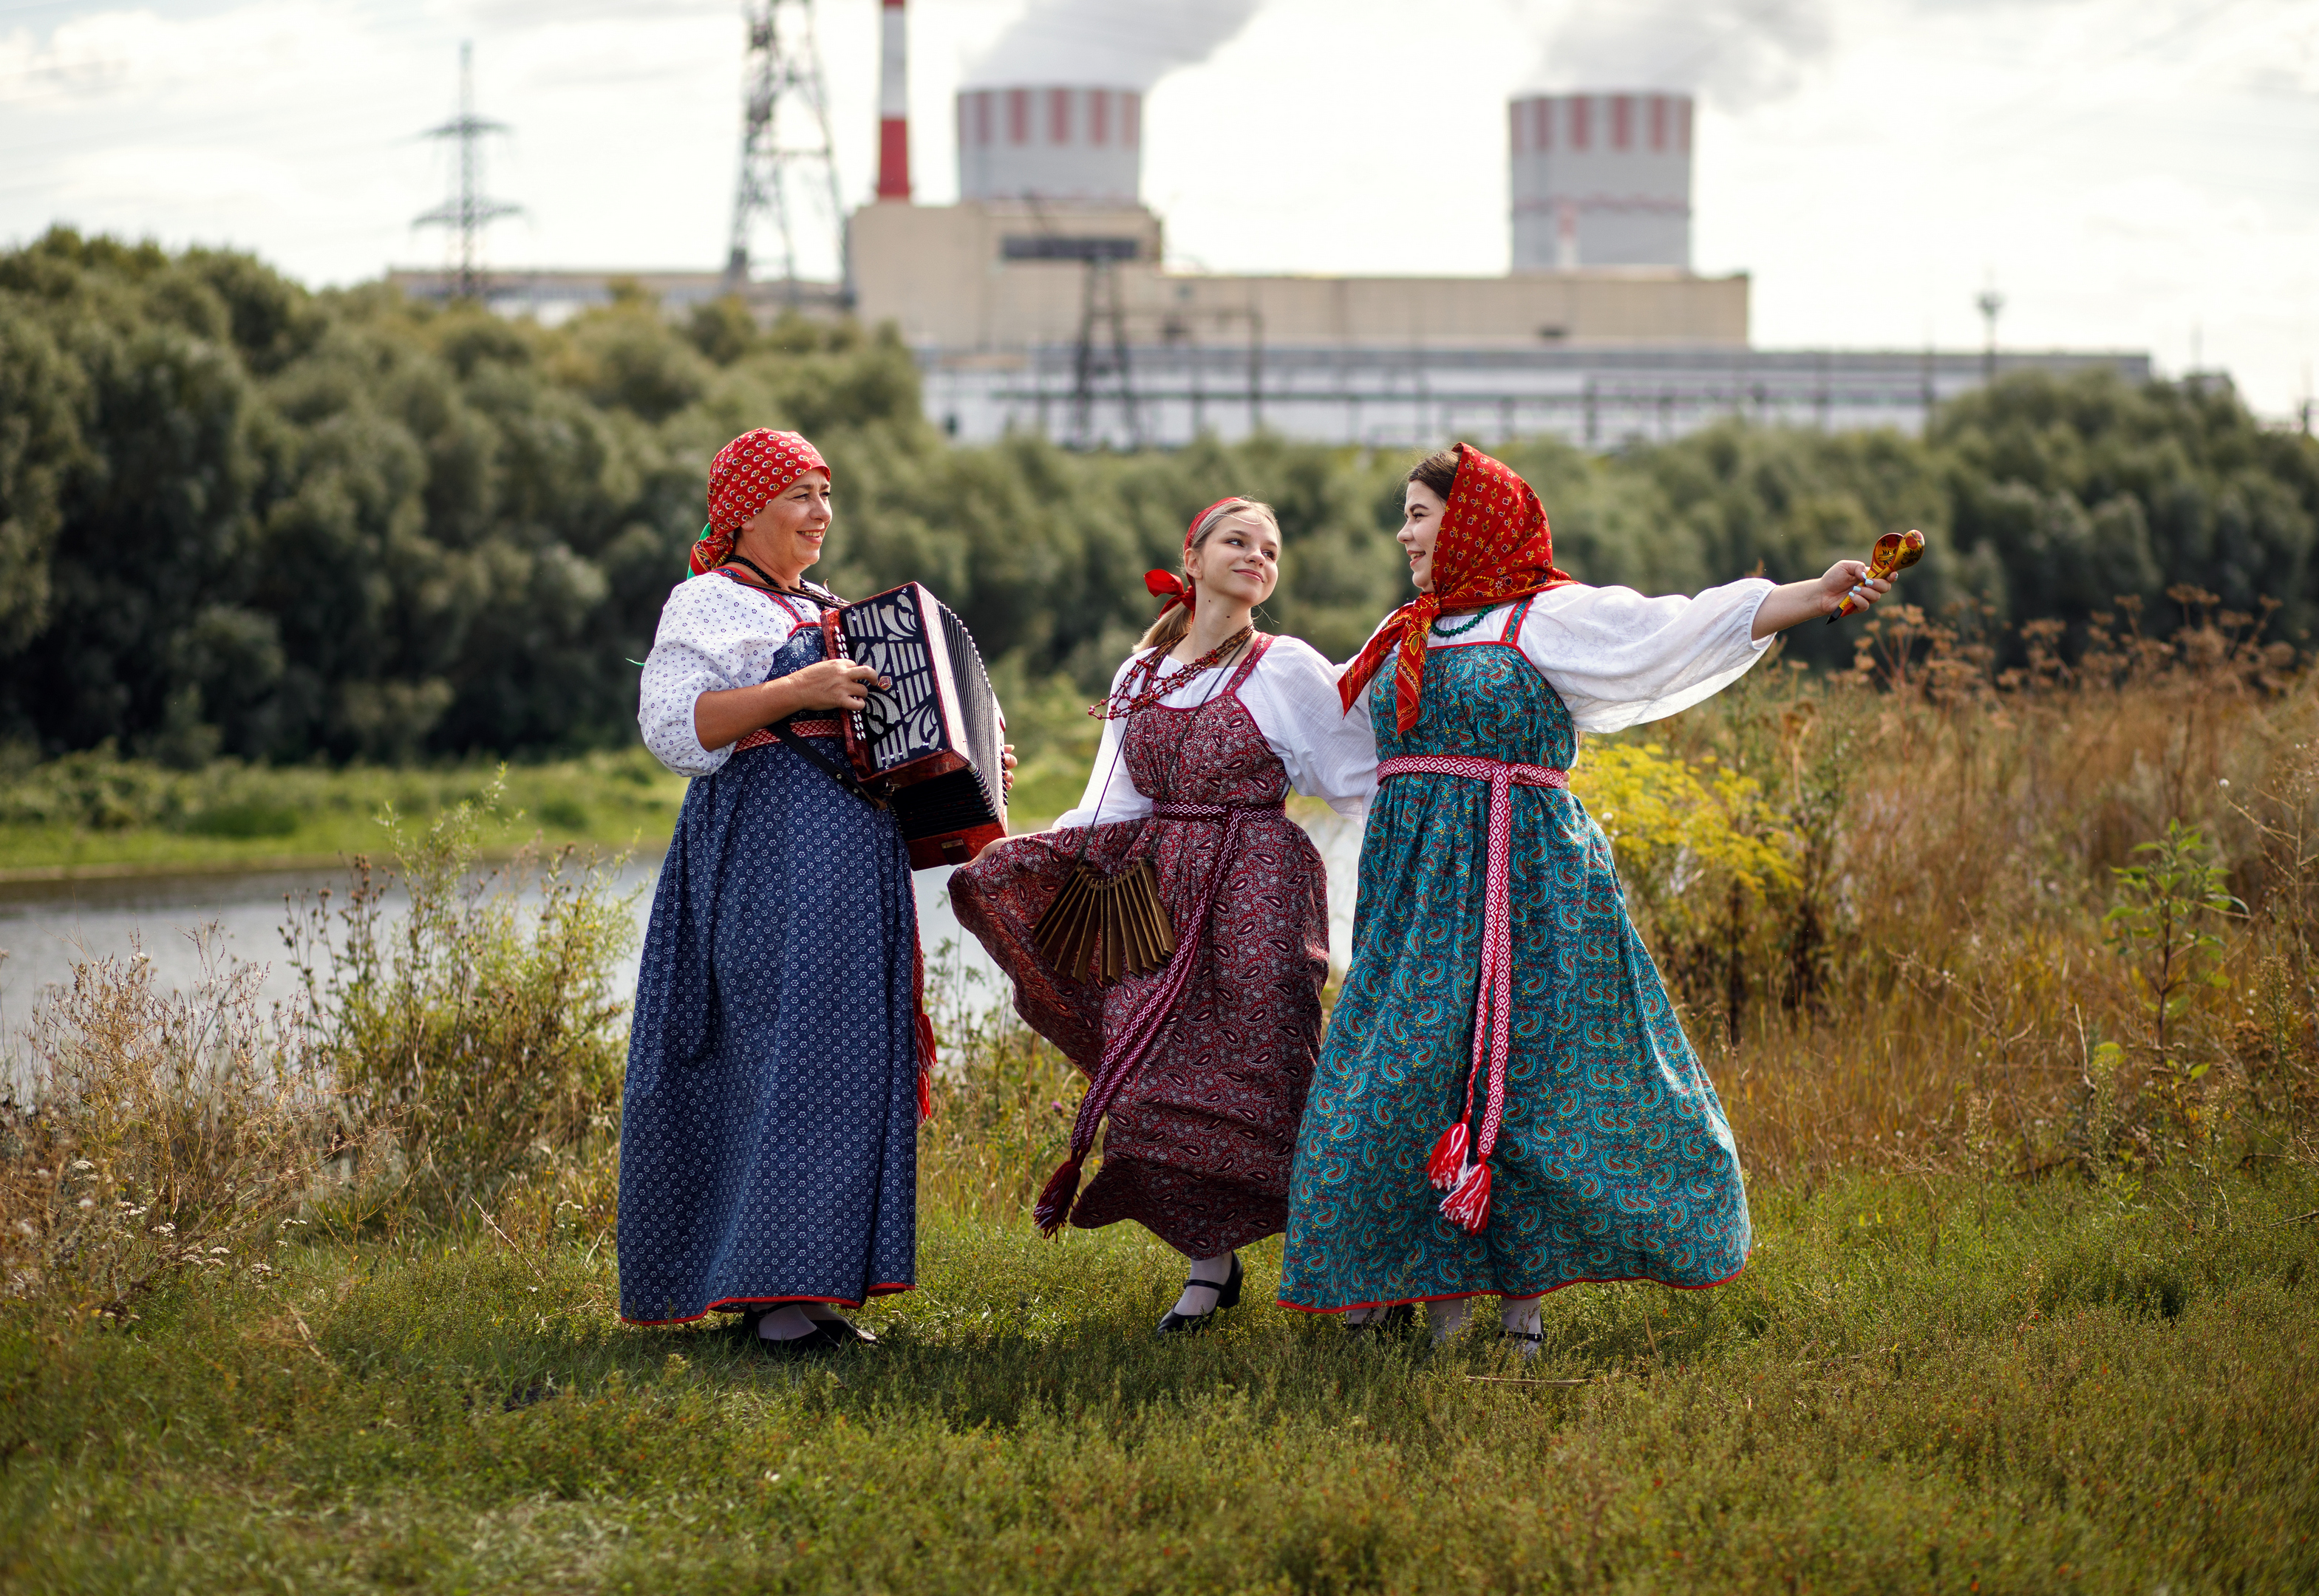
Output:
(1144, 569), (1192, 615)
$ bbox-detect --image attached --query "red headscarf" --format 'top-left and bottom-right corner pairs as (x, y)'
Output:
(689, 428), (831, 576)
(1144, 497), (1249, 617)
(1339, 443), (1573, 733)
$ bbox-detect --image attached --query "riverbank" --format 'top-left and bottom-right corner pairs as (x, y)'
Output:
(5, 1165), (2315, 1594)
(0, 751), (1086, 879)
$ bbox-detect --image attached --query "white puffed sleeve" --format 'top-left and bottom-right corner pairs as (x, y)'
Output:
(636, 577), (801, 777)
(1049, 655), (1157, 829)
(1518, 579), (1775, 732)
(1236, 637), (1376, 819)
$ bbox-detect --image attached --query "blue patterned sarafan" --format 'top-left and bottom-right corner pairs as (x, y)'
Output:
(1278, 599), (1750, 1311)
(619, 624), (921, 1324)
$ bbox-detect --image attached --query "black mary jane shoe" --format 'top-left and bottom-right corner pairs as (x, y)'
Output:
(1155, 1253), (1243, 1335)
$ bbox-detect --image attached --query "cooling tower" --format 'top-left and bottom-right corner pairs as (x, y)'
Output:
(1509, 92), (1692, 270)
(956, 86), (1142, 205)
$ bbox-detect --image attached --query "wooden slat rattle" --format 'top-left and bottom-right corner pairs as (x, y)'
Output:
(1828, 528), (1926, 623)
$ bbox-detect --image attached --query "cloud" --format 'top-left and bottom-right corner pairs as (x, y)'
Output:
(1530, 0), (1833, 109)
(961, 0), (1261, 91)
(0, 3), (361, 110)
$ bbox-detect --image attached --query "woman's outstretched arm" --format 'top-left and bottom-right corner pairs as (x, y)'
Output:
(1750, 561), (1890, 639)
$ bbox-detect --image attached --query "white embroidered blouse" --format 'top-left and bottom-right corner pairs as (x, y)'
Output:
(637, 575), (823, 777)
(1053, 635), (1378, 829)
(1348, 577), (1779, 736)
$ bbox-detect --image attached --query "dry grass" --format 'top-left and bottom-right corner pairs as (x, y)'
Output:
(283, 775), (639, 1220)
(1631, 593), (2319, 1183)
(0, 932), (344, 1317)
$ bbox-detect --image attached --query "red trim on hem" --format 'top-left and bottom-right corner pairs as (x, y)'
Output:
(621, 1281), (916, 1328)
(1275, 1258), (1748, 1316)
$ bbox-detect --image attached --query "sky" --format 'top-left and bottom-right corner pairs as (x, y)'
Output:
(2, 0), (2315, 418)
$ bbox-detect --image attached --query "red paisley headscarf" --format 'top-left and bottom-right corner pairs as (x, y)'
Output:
(1143, 496), (1253, 616)
(688, 428), (831, 576)
(1339, 443), (1574, 733)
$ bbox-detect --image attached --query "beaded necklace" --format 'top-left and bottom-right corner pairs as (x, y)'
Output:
(1430, 606), (1495, 638)
(1089, 625), (1255, 721)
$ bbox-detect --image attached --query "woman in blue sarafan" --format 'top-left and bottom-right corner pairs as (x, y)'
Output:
(619, 427), (946, 1356)
(1278, 443), (1889, 1351)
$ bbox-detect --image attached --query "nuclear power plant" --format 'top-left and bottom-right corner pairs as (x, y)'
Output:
(840, 3), (2142, 448)
(395, 1), (2146, 448)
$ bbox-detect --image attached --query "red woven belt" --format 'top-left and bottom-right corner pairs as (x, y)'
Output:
(735, 717), (843, 752)
(1375, 753), (1570, 1235)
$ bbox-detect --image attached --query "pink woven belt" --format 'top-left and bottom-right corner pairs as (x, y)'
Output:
(1375, 752), (1570, 1235)
(735, 717), (842, 752)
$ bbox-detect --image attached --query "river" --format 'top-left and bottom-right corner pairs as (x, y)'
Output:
(0, 814), (1367, 1080)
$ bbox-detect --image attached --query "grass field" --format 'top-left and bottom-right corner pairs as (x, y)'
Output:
(11, 617), (2319, 1592)
(4, 1166), (2315, 1595)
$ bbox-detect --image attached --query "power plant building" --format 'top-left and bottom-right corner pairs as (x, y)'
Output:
(840, 11), (2143, 449)
(1509, 92), (1693, 270)
(956, 86), (1143, 205)
(400, 2), (2148, 450)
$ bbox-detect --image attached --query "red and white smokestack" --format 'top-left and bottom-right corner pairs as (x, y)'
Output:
(875, 0), (910, 201)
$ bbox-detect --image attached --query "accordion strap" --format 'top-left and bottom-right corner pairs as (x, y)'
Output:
(764, 715), (883, 808)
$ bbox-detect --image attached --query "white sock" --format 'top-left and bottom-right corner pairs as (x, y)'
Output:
(1168, 1251), (1234, 1319)
(1500, 1295), (1543, 1357)
(798, 1301), (848, 1322)
(1427, 1297), (1473, 1343)
(756, 1306), (818, 1341)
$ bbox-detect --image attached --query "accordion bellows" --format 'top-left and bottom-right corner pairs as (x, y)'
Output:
(1031, 859), (1176, 984)
(821, 582), (1008, 870)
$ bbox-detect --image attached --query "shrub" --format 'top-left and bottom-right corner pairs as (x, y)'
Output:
(287, 774), (637, 1213)
(0, 932), (342, 1316)
(916, 932), (1082, 1218)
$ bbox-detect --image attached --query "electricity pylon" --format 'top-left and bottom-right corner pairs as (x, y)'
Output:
(723, 0), (848, 303)
(413, 41), (522, 303)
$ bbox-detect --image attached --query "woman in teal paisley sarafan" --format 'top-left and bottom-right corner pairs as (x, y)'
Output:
(1277, 443), (1890, 1351)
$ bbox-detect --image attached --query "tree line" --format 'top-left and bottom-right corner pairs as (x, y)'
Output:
(4, 226), (2316, 765)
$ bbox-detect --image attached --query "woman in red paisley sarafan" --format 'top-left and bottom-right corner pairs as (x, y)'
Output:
(949, 497), (1373, 1334)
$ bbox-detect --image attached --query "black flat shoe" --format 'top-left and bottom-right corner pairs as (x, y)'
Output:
(806, 1312), (877, 1346)
(1156, 1253), (1242, 1335)
(751, 1320), (856, 1357)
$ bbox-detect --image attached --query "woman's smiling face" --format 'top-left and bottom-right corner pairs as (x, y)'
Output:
(738, 468), (833, 576)
(1399, 480), (1445, 593)
(1187, 510), (1282, 607)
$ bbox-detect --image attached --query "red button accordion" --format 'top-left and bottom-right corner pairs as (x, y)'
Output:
(820, 582), (1009, 870)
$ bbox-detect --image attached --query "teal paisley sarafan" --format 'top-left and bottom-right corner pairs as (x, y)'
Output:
(1278, 598), (1750, 1310)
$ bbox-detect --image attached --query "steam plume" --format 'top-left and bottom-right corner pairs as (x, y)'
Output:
(963, 0), (1261, 91)
(1533, 0), (1832, 110)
